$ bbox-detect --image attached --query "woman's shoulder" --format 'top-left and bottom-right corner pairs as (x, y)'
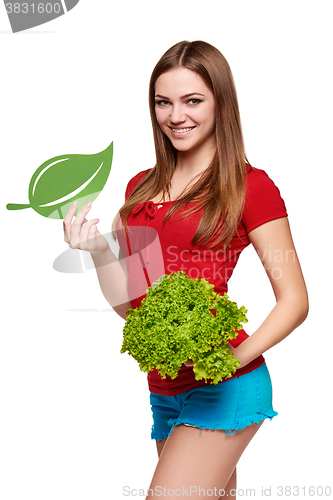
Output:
(245, 164), (283, 195)
(125, 168), (153, 200)
(128, 168), (152, 184)
(246, 163), (274, 180)
(242, 164), (288, 232)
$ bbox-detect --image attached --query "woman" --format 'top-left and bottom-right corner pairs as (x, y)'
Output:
(63, 41), (308, 498)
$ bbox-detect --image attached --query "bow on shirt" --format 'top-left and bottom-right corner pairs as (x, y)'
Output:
(131, 201), (159, 218)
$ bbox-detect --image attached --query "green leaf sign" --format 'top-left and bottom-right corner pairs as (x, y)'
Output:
(6, 141), (113, 219)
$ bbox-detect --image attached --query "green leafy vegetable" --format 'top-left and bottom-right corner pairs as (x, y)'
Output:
(121, 271), (248, 384)
(6, 141), (113, 219)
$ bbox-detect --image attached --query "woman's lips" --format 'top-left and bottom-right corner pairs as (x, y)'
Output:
(169, 126), (196, 136)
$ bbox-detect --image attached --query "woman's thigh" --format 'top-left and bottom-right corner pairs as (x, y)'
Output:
(155, 438), (237, 499)
(147, 421), (263, 499)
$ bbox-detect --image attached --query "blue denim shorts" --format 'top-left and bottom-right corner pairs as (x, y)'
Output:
(150, 362), (278, 440)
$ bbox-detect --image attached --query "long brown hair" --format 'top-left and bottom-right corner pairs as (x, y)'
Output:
(113, 40), (250, 249)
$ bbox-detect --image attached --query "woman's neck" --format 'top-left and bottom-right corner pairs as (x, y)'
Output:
(174, 138), (216, 177)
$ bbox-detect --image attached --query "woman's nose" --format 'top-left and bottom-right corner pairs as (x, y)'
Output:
(170, 104), (186, 124)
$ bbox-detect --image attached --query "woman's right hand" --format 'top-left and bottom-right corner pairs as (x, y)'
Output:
(63, 201), (109, 255)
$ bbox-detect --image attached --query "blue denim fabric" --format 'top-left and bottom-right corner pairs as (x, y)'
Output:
(150, 362), (278, 440)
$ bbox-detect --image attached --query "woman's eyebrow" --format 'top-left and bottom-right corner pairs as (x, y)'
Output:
(154, 92), (205, 100)
(181, 92), (205, 99)
(155, 94), (169, 100)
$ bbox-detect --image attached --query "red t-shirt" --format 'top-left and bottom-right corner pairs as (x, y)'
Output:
(117, 164), (288, 396)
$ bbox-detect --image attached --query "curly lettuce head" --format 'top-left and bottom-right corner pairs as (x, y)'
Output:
(121, 271), (248, 384)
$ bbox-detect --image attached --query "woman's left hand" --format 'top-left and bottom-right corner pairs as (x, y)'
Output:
(227, 344), (242, 369)
(183, 346), (245, 369)
(183, 345), (245, 369)
(183, 359), (195, 367)
(228, 342), (255, 370)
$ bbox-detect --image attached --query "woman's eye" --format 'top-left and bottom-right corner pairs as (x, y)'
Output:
(155, 100), (169, 106)
(188, 98), (202, 105)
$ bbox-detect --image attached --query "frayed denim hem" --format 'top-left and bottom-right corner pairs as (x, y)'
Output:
(151, 428), (170, 441)
(164, 409), (278, 438)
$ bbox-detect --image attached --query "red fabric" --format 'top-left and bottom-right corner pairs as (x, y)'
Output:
(118, 165), (288, 396)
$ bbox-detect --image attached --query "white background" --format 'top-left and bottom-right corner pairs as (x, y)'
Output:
(1, 1), (332, 499)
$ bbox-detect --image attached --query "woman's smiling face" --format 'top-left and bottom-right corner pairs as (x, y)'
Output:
(154, 67), (216, 155)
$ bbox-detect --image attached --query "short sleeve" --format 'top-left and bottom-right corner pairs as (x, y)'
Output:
(242, 167), (288, 233)
(124, 169), (150, 201)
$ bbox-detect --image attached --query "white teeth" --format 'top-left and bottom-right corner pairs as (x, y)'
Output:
(172, 127), (194, 133)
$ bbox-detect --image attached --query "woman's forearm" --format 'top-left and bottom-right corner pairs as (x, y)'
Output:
(91, 247), (131, 320)
(233, 293), (309, 368)
(231, 217), (309, 368)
